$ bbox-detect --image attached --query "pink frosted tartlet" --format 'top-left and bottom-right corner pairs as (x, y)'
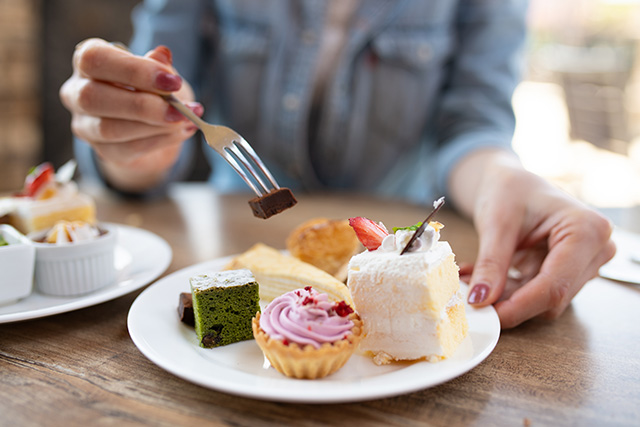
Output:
(252, 286), (362, 379)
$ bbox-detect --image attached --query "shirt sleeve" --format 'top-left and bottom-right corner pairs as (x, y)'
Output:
(74, 0), (208, 196)
(434, 0), (528, 196)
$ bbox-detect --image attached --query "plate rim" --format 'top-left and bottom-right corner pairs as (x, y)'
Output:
(0, 223), (172, 324)
(599, 227), (640, 284)
(127, 254), (501, 403)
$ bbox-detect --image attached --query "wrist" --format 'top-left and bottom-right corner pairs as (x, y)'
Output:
(96, 145), (181, 194)
(448, 148), (521, 218)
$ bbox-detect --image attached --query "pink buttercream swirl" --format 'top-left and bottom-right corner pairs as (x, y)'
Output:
(259, 287), (354, 349)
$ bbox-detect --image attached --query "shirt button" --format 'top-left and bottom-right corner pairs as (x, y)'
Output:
(283, 93), (300, 111)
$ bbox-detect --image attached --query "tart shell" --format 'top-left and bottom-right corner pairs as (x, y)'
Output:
(252, 312), (363, 379)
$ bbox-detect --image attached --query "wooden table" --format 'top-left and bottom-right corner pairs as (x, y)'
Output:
(1, 183), (638, 426)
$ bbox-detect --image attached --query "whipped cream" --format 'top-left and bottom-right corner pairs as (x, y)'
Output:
(44, 221), (101, 244)
(260, 287), (354, 349)
(380, 223), (441, 254)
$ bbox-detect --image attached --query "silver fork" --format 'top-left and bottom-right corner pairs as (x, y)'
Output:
(161, 94), (280, 197)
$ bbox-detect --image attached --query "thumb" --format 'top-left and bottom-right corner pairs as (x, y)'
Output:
(467, 218), (520, 307)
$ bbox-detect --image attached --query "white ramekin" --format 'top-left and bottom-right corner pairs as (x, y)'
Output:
(30, 224), (117, 296)
(0, 225), (36, 305)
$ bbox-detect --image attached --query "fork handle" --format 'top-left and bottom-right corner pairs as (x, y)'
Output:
(160, 94), (207, 130)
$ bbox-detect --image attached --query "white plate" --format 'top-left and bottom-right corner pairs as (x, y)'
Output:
(0, 224), (172, 323)
(128, 256), (500, 403)
(599, 227), (640, 284)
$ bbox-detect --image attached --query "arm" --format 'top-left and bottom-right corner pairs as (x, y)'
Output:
(434, 0), (526, 197)
(450, 149), (615, 328)
(436, 2), (615, 327)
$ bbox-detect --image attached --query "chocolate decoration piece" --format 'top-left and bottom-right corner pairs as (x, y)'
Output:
(248, 187), (297, 219)
(178, 292), (195, 326)
(400, 197), (445, 255)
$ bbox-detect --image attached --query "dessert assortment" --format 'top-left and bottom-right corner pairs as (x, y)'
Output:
(30, 221), (117, 296)
(179, 197), (470, 380)
(39, 220), (104, 244)
(0, 161), (116, 302)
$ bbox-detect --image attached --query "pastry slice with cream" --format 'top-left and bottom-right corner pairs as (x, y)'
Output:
(225, 243), (352, 305)
(347, 207), (468, 364)
(6, 162), (95, 234)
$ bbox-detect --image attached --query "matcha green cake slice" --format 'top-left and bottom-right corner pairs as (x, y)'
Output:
(190, 269), (260, 348)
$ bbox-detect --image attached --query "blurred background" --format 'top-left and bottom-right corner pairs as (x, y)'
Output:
(1, 0), (640, 212)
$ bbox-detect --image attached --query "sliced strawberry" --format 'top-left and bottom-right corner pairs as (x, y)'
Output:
(348, 217), (389, 250)
(23, 162), (55, 198)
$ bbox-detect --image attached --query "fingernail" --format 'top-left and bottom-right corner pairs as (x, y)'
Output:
(165, 105), (184, 122)
(186, 102), (204, 117)
(468, 283), (490, 304)
(154, 46), (173, 65)
(155, 71), (182, 91)
(186, 125), (198, 133)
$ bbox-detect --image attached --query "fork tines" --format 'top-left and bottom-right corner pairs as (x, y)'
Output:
(221, 137), (280, 197)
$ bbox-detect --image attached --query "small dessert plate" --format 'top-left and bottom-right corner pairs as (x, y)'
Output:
(0, 223), (171, 323)
(128, 255), (501, 403)
(0, 225), (36, 305)
(599, 228), (640, 285)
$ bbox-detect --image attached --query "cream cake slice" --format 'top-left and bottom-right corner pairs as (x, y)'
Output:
(8, 162), (96, 238)
(10, 182), (96, 234)
(347, 218), (468, 364)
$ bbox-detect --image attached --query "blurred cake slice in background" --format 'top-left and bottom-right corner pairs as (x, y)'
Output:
(3, 161), (96, 234)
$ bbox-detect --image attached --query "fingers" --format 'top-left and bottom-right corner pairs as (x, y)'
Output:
(64, 79), (174, 124)
(71, 114), (188, 144)
(73, 38), (182, 93)
(65, 77), (203, 124)
(91, 127), (197, 167)
(467, 212), (522, 307)
(59, 39), (202, 148)
(60, 40), (200, 192)
(495, 211), (615, 329)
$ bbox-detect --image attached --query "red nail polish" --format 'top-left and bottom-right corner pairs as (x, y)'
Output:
(468, 283), (490, 304)
(165, 106), (184, 122)
(187, 102), (204, 117)
(155, 72), (182, 91)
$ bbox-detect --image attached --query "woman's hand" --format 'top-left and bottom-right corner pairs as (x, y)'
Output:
(450, 150), (616, 328)
(59, 38), (203, 192)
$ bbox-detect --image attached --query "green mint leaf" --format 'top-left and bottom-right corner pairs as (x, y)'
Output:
(392, 222), (423, 233)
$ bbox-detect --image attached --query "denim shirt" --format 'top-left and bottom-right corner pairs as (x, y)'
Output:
(75, 0), (527, 205)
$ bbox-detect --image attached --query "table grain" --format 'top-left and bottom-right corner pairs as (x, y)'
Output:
(1, 183), (638, 426)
